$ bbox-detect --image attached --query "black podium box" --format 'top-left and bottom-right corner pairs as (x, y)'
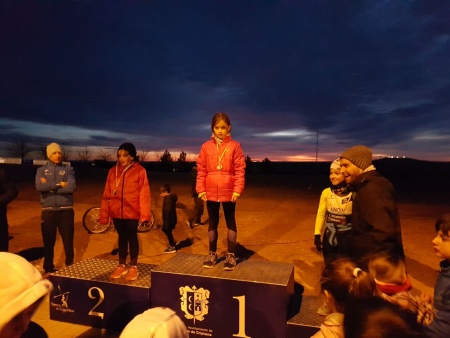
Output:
(151, 253), (294, 338)
(48, 258), (156, 332)
(287, 296), (322, 337)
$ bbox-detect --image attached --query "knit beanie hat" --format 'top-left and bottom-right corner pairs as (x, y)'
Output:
(46, 142), (61, 158)
(118, 142), (137, 160)
(0, 252), (53, 332)
(330, 158), (341, 170)
(120, 307), (189, 338)
(340, 145), (372, 170)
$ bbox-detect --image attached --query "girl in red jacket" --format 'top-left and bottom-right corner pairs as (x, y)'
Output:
(196, 112), (246, 271)
(100, 143), (151, 281)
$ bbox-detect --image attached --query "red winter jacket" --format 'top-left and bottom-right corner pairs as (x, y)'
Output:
(99, 162), (151, 224)
(196, 135), (246, 202)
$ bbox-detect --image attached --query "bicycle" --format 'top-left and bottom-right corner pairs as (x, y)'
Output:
(82, 206), (156, 234)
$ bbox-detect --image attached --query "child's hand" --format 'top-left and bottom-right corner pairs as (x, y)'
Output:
(420, 292), (433, 305)
(231, 192), (240, 202)
(198, 192), (207, 201)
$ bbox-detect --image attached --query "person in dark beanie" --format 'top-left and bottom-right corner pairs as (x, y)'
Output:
(99, 142), (151, 281)
(339, 145), (405, 269)
(0, 168), (18, 252)
(35, 143), (75, 274)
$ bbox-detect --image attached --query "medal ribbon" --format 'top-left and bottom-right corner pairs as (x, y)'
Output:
(217, 143), (229, 170)
(114, 162), (134, 194)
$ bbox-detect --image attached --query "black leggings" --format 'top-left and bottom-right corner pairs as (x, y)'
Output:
(206, 201), (237, 254)
(113, 218), (139, 265)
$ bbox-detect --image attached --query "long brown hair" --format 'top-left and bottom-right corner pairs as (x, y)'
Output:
(320, 257), (378, 311)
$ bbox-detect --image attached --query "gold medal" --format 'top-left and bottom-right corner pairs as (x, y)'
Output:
(216, 143), (228, 171)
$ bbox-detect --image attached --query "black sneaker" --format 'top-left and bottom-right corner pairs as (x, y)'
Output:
(223, 253), (236, 271)
(43, 268), (58, 278)
(202, 251), (217, 268)
(164, 246), (176, 254)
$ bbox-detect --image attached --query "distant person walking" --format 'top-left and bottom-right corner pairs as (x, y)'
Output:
(339, 145), (405, 268)
(0, 168), (18, 252)
(186, 166), (204, 228)
(196, 112), (246, 271)
(99, 143), (151, 281)
(160, 184), (178, 254)
(35, 143), (75, 274)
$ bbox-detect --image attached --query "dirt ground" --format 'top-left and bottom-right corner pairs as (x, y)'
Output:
(6, 166), (449, 300)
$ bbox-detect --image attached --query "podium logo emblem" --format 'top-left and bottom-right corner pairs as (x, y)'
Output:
(180, 285), (210, 323)
(51, 285), (75, 314)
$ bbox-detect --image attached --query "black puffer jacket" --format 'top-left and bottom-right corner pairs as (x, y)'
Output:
(342, 170), (405, 265)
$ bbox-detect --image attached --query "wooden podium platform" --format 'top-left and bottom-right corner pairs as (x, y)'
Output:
(151, 253), (295, 338)
(48, 258), (156, 331)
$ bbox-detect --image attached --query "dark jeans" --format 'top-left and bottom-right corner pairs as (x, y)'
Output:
(41, 209), (74, 272)
(113, 218), (139, 266)
(188, 197), (204, 224)
(162, 223), (176, 247)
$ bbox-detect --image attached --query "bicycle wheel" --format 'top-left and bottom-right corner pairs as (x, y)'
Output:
(82, 207), (110, 234)
(137, 210), (156, 233)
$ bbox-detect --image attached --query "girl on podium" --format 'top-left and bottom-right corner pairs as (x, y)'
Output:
(196, 112), (246, 271)
(100, 143), (151, 281)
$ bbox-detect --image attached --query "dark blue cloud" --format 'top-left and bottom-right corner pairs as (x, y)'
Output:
(1, 0), (449, 161)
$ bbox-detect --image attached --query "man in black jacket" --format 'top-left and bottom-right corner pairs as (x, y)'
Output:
(339, 145), (404, 268)
(0, 168), (19, 252)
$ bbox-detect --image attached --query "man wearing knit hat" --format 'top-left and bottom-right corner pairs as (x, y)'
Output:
(0, 252), (53, 337)
(35, 143), (76, 275)
(339, 145), (404, 268)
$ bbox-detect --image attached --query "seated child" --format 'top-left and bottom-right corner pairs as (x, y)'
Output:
(312, 257), (378, 338)
(160, 184), (178, 254)
(368, 251), (434, 325)
(423, 213), (450, 337)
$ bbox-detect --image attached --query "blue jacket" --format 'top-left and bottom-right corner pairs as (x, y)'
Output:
(35, 162), (76, 210)
(423, 260), (450, 337)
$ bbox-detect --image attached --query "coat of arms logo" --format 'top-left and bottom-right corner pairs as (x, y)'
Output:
(180, 285), (210, 323)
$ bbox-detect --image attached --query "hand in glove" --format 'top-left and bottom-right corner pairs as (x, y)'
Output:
(314, 234), (322, 252)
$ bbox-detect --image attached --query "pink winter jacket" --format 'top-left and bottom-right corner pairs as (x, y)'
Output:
(196, 135), (246, 202)
(99, 161), (151, 224)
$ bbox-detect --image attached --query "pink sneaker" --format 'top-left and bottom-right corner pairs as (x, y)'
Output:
(110, 264), (128, 279)
(125, 265), (139, 281)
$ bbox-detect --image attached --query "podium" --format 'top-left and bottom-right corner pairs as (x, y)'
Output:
(151, 253), (294, 338)
(48, 258), (156, 332)
(287, 296), (322, 337)
(48, 255), (322, 336)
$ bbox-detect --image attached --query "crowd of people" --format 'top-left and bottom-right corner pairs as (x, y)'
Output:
(1, 113), (449, 337)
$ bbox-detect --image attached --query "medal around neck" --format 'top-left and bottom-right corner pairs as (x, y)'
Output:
(217, 163), (222, 170)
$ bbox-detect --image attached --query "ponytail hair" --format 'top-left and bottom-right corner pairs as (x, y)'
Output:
(320, 257), (378, 311)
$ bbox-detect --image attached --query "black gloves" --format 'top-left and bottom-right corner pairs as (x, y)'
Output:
(314, 234), (322, 252)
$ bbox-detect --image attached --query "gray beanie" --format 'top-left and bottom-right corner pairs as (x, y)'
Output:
(340, 145), (372, 170)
